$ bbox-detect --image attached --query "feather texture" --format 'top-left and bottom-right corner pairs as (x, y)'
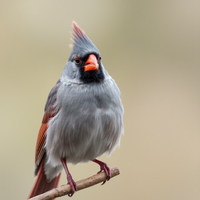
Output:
(27, 160), (61, 200)
(34, 81), (61, 175)
(44, 78), (123, 180)
(71, 21), (85, 42)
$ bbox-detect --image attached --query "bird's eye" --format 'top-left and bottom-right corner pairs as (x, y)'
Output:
(75, 56), (81, 64)
(99, 56), (101, 61)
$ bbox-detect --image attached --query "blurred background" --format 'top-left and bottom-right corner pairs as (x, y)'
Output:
(0, 0), (200, 199)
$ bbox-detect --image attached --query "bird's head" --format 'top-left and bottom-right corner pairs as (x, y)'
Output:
(61, 21), (108, 84)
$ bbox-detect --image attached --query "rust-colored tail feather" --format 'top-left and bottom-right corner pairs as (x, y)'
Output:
(27, 161), (61, 200)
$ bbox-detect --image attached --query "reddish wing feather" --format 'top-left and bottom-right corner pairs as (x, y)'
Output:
(34, 81), (60, 175)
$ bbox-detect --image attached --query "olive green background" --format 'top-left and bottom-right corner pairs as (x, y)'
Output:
(1, 1), (200, 200)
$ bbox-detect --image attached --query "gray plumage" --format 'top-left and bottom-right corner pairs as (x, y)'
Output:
(43, 22), (124, 181)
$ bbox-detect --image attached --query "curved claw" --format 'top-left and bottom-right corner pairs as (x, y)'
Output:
(67, 177), (77, 197)
(93, 159), (111, 184)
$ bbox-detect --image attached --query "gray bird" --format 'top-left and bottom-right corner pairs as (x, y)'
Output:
(27, 21), (124, 199)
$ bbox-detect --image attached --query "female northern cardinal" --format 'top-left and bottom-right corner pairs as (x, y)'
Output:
(27, 21), (124, 199)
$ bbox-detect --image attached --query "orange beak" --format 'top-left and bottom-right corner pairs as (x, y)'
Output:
(84, 54), (99, 72)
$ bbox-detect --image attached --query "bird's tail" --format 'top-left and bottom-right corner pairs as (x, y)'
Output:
(27, 161), (61, 200)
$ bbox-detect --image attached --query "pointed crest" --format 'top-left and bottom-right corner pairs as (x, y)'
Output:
(71, 21), (86, 43)
(70, 21), (89, 48)
(68, 21), (100, 60)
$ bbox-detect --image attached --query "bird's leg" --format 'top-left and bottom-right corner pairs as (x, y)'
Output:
(92, 159), (111, 185)
(61, 158), (77, 197)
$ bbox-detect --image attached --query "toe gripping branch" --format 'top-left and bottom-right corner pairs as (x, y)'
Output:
(60, 158), (111, 197)
(92, 159), (111, 185)
(61, 158), (77, 197)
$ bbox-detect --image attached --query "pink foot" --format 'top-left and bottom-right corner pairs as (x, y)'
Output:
(67, 173), (77, 197)
(61, 158), (77, 197)
(92, 159), (111, 185)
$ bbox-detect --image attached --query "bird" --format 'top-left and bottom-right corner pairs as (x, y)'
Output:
(27, 21), (124, 199)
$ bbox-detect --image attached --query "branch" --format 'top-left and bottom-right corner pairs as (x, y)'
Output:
(29, 167), (120, 200)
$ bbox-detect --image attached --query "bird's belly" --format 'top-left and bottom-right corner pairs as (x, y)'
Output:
(45, 106), (122, 167)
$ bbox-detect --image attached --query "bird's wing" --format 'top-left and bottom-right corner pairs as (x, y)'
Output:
(34, 80), (61, 176)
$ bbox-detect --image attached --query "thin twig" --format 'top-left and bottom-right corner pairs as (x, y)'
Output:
(29, 167), (120, 200)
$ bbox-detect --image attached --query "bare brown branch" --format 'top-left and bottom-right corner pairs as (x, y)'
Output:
(29, 167), (120, 200)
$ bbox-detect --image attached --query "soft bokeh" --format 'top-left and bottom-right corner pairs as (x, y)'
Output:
(0, 1), (200, 199)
